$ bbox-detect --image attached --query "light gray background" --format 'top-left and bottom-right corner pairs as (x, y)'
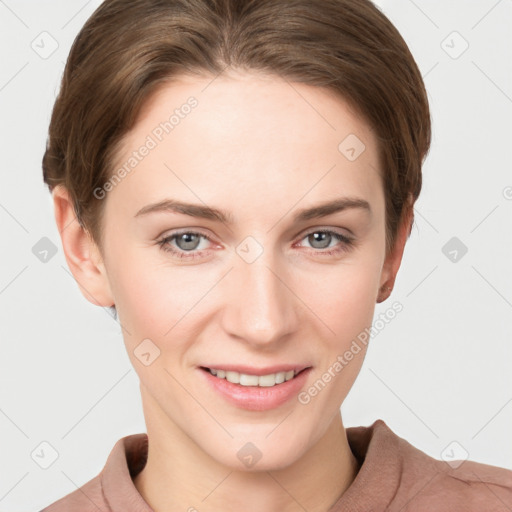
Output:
(1, 1), (511, 510)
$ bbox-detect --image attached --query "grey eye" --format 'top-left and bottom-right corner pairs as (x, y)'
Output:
(175, 233), (202, 251)
(307, 232), (333, 249)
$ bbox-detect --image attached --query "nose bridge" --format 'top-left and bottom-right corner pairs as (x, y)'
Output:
(222, 242), (296, 346)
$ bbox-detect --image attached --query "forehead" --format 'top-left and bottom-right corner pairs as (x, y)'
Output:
(106, 71), (383, 222)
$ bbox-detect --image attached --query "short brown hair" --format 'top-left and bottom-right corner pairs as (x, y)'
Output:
(42, 0), (431, 255)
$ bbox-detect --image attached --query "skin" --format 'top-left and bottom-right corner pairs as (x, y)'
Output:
(52, 69), (411, 512)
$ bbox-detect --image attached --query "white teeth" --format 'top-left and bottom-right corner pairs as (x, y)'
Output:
(225, 371), (240, 384)
(258, 374), (277, 387)
(275, 372), (285, 384)
(240, 374), (259, 386)
(208, 368), (300, 387)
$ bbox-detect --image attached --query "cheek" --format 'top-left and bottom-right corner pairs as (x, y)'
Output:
(107, 248), (222, 359)
(109, 265), (164, 333)
(103, 244), (177, 351)
(297, 256), (382, 342)
(109, 260), (196, 390)
(293, 264), (379, 422)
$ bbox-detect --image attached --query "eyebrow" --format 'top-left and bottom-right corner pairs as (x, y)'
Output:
(134, 196), (371, 224)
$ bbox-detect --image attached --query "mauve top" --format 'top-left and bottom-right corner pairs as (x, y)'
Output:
(40, 419), (512, 511)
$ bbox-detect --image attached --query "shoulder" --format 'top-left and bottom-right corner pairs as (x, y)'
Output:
(374, 420), (512, 511)
(346, 419), (512, 511)
(405, 455), (512, 511)
(38, 475), (104, 512)
(39, 433), (149, 512)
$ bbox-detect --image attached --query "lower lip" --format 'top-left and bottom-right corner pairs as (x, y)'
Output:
(199, 367), (312, 411)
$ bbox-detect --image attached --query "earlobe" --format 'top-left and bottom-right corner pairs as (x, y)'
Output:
(377, 203), (414, 303)
(52, 185), (115, 308)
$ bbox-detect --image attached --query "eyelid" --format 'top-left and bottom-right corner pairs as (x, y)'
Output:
(158, 226), (352, 244)
(300, 226), (352, 238)
(159, 229), (215, 246)
(158, 226), (355, 259)
(159, 226), (212, 238)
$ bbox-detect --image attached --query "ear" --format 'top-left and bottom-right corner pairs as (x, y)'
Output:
(376, 201), (414, 303)
(52, 185), (114, 307)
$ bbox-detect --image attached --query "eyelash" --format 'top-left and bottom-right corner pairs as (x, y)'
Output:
(157, 229), (355, 260)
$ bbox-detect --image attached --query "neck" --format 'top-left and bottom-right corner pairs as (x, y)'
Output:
(134, 393), (360, 512)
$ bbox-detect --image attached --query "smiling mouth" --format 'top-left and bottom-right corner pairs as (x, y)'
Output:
(200, 366), (309, 387)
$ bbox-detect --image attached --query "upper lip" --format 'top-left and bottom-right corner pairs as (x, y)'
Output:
(200, 364), (311, 376)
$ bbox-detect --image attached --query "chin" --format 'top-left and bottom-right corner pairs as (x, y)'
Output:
(203, 429), (312, 473)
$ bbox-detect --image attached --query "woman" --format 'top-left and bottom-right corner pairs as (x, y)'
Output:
(40, 0), (512, 510)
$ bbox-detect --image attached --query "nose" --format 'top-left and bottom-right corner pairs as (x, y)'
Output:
(220, 248), (298, 349)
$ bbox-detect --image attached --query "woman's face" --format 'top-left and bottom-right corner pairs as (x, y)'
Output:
(99, 71), (393, 470)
